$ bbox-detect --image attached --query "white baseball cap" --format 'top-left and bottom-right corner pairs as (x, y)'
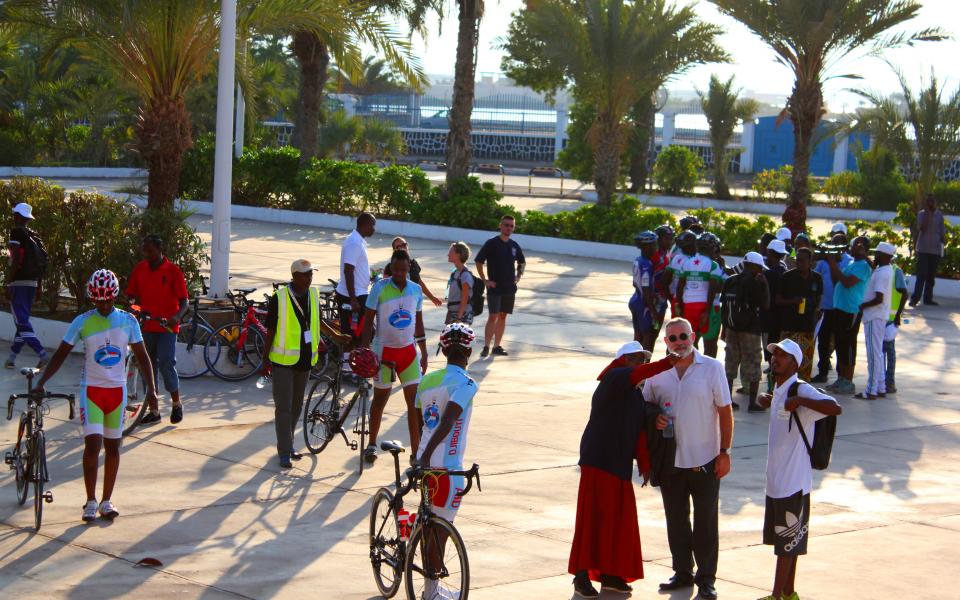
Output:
(12, 203), (34, 220)
(290, 259), (314, 274)
(742, 251), (769, 270)
(874, 241), (897, 256)
(767, 239), (787, 255)
(616, 341), (652, 360)
(831, 222), (848, 235)
(767, 338), (803, 368)
(775, 227), (792, 241)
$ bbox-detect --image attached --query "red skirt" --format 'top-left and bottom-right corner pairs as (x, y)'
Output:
(567, 465), (644, 582)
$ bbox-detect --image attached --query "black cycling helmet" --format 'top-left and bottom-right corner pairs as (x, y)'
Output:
(634, 230), (658, 247)
(679, 215), (700, 231)
(676, 230), (698, 245)
(697, 232), (720, 253)
(655, 224), (675, 237)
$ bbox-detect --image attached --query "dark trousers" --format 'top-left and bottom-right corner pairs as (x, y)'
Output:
(142, 331), (179, 393)
(658, 459), (721, 586)
(272, 366), (309, 456)
(9, 286), (46, 357)
(816, 308), (837, 373)
(336, 292), (368, 338)
(911, 252), (941, 304)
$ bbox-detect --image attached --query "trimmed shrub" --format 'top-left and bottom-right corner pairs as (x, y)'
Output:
(687, 207), (778, 257)
(653, 146), (702, 195)
(821, 171), (861, 206)
(857, 147), (911, 211)
(234, 145), (300, 207)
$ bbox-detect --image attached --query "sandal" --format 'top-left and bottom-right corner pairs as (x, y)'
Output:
(854, 392), (878, 400)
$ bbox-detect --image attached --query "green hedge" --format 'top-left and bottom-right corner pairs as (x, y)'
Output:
(0, 178), (209, 312)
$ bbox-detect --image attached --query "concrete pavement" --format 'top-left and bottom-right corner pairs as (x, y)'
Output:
(0, 216), (958, 599)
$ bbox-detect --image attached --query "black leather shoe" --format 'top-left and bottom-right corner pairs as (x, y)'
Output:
(659, 575), (694, 590)
(811, 371), (829, 383)
(698, 582), (718, 599)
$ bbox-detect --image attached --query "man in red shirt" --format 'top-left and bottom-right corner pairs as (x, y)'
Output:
(125, 235), (189, 425)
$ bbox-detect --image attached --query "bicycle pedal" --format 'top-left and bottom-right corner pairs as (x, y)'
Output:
(3, 452), (12, 465)
(350, 441), (358, 450)
(43, 491), (53, 503)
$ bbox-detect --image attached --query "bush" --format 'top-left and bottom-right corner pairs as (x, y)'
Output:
(413, 177), (520, 231)
(234, 145), (300, 207)
(178, 132), (216, 201)
(294, 159), (381, 213)
(821, 171), (861, 206)
(0, 178), (209, 312)
(932, 180), (960, 215)
(751, 164), (819, 203)
(857, 147), (911, 211)
(653, 146), (702, 195)
(687, 207), (778, 257)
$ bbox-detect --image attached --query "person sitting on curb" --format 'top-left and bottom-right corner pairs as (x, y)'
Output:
(755, 338), (841, 600)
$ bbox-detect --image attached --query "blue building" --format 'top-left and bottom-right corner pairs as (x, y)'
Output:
(751, 115), (870, 176)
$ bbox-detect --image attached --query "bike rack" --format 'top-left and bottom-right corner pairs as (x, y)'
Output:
(472, 163), (505, 191)
(528, 166), (565, 196)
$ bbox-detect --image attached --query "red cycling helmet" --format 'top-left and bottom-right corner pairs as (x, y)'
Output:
(87, 269), (120, 301)
(349, 347), (380, 379)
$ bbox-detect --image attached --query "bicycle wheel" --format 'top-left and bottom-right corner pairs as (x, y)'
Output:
(15, 416), (30, 505)
(310, 335), (336, 380)
(32, 430), (46, 531)
(176, 320), (213, 379)
(123, 356), (146, 437)
(369, 487), (403, 598)
(355, 387), (368, 474)
(405, 515), (469, 600)
(204, 323), (265, 381)
(302, 377), (339, 454)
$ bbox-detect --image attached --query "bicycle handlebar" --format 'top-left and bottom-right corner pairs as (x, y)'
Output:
(7, 392), (76, 421)
(409, 463), (482, 498)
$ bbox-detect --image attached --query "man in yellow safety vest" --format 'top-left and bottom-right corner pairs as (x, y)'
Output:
(263, 259), (321, 468)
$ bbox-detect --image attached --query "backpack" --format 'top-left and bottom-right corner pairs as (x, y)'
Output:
(18, 229), (48, 280)
(466, 270), (485, 316)
(788, 380), (837, 470)
(723, 274), (758, 331)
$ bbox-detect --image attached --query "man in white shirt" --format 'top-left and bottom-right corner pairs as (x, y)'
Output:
(644, 317), (734, 600)
(855, 242), (895, 400)
(336, 212), (376, 340)
(756, 339), (841, 600)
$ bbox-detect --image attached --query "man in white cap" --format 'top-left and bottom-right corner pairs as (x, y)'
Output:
(720, 252), (771, 411)
(775, 227), (796, 269)
(854, 242), (896, 400)
(812, 229), (852, 383)
(5, 202), (49, 368)
(262, 259), (321, 468)
(755, 338), (841, 600)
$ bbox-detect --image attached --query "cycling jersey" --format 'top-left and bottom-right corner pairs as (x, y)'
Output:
(64, 308), (142, 388)
(365, 277), (423, 349)
(679, 253), (721, 305)
(711, 261), (727, 307)
(668, 252), (691, 299)
(652, 250), (671, 301)
(632, 255), (654, 299)
(415, 365), (477, 471)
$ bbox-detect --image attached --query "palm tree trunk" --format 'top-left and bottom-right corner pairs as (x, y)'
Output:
(446, 0), (480, 185)
(137, 95), (192, 210)
(713, 147), (730, 199)
(292, 30), (330, 167)
(628, 100), (654, 193)
(786, 78), (823, 229)
(592, 112), (624, 206)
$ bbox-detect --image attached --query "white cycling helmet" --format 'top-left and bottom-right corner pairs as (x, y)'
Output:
(87, 269), (120, 301)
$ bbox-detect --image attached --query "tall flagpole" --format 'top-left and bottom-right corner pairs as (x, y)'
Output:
(209, 0), (237, 298)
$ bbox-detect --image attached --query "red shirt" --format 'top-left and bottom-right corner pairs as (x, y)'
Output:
(126, 258), (188, 333)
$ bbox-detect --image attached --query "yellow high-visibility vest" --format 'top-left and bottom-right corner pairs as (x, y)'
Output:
(269, 285), (320, 367)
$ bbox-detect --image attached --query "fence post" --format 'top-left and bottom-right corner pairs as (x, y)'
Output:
(555, 108), (569, 161)
(740, 118), (756, 174)
(662, 111), (676, 148)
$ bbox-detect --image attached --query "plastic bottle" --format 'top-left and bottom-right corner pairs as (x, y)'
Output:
(256, 374), (271, 389)
(798, 297), (806, 314)
(662, 400), (675, 439)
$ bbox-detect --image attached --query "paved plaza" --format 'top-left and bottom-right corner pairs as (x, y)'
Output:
(1, 216), (958, 599)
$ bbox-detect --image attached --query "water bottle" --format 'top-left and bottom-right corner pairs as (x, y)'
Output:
(661, 400), (675, 439)
(256, 374), (271, 389)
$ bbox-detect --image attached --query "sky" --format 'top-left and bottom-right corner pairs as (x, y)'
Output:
(402, 0), (960, 111)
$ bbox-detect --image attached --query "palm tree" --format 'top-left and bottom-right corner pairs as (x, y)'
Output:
(698, 74), (759, 199)
(330, 56), (410, 95)
(709, 0), (945, 224)
(848, 70), (960, 210)
(502, 0), (725, 205)
(445, 0), (483, 184)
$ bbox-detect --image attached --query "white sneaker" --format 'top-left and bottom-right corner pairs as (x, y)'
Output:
(99, 500), (119, 520)
(82, 499), (99, 522)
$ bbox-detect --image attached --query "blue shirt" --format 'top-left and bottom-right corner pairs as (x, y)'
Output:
(814, 253), (852, 310)
(64, 308), (143, 388)
(631, 255), (655, 304)
(833, 259), (873, 315)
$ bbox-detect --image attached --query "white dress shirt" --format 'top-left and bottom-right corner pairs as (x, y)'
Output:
(644, 351), (733, 468)
(336, 229), (370, 298)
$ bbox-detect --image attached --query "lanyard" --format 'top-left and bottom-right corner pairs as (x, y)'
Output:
(287, 285), (308, 320)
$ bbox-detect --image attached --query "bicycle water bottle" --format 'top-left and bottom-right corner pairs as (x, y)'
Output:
(398, 509), (412, 541)
(661, 400), (675, 439)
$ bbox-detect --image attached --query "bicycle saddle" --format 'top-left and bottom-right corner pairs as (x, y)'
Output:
(20, 367), (39, 376)
(380, 440), (406, 454)
(233, 287), (256, 295)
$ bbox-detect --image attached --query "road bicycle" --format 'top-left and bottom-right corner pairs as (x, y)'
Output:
(4, 368), (75, 531)
(176, 296), (215, 379)
(122, 304), (161, 436)
(301, 320), (373, 473)
(203, 288), (268, 381)
(369, 440), (481, 599)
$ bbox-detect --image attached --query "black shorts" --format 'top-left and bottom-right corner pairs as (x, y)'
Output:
(833, 310), (862, 366)
(336, 293), (368, 339)
(763, 490), (811, 556)
(487, 292), (516, 315)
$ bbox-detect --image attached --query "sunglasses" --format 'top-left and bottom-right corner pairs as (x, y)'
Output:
(667, 333), (690, 342)
(393, 244), (408, 250)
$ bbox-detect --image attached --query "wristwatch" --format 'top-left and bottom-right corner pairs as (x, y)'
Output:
(719, 448), (731, 455)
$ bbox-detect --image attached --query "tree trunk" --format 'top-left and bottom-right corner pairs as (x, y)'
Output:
(446, 0), (480, 185)
(628, 100), (654, 193)
(592, 112), (624, 206)
(713, 147), (731, 199)
(137, 95), (192, 210)
(786, 77), (823, 230)
(292, 31), (330, 166)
